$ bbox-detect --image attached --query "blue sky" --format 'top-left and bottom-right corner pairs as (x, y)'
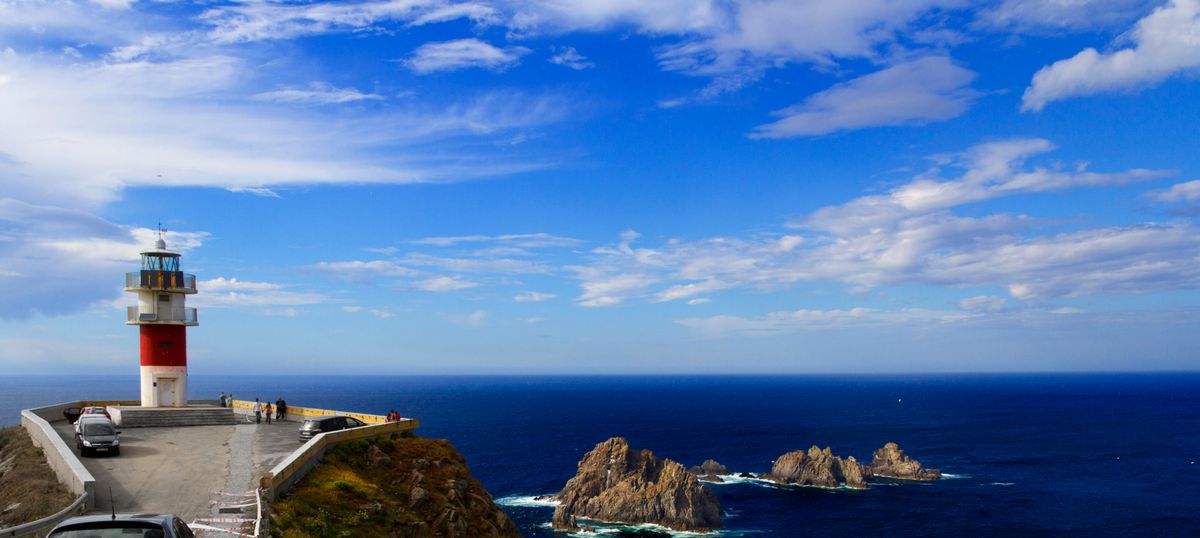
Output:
(2, 0), (1199, 374)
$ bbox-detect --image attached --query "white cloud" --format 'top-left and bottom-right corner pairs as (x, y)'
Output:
(0, 52), (570, 208)
(1022, 0), (1200, 111)
(677, 307), (969, 337)
(311, 260), (424, 282)
(200, 277), (284, 292)
(750, 56), (979, 138)
(264, 308), (300, 317)
(412, 275), (479, 292)
(253, 82), (384, 105)
(342, 306), (364, 313)
(959, 295), (1006, 313)
(369, 308), (396, 318)
(513, 291), (557, 302)
(569, 139), (1192, 307)
(549, 46), (595, 70)
(0, 197), (208, 319)
(523, 316), (546, 323)
(1151, 179), (1200, 203)
(686, 298), (710, 305)
(443, 309), (488, 326)
(411, 232), (581, 248)
(198, 0), (496, 44)
(976, 0), (1150, 31)
(405, 38), (530, 74)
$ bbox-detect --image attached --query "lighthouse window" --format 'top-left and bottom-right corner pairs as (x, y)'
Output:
(159, 294), (170, 302)
(157, 341), (174, 348)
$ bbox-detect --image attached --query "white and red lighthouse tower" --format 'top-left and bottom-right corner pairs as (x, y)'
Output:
(125, 231), (198, 408)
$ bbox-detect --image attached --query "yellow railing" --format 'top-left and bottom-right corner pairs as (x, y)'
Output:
(230, 400), (392, 425)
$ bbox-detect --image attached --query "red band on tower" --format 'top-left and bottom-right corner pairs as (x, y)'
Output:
(140, 324), (187, 367)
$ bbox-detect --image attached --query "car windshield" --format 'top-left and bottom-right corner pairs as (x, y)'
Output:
(83, 423), (115, 436)
(50, 523), (164, 537)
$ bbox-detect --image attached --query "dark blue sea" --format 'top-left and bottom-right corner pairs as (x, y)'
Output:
(3, 374), (1199, 536)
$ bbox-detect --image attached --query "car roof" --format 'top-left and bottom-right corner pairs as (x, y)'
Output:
(76, 415), (111, 422)
(52, 513), (176, 528)
(308, 415), (349, 422)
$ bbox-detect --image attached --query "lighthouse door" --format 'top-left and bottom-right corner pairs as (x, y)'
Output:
(157, 378), (177, 407)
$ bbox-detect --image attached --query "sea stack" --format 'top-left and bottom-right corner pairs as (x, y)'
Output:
(552, 437), (723, 532)
(868, 442), (942, 480)
(687, 459), (730, 483)
(763, 446), (869, 489)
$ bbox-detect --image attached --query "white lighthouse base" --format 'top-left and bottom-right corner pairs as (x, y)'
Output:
(140, 365), (189, 408)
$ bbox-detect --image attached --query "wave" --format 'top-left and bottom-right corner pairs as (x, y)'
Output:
(988, 482), (1015, 486)
(940, 473), (969, 479)
(712, 473), (869, 492)
(495, 494), (560, 508)
(550, 519), (760, 537)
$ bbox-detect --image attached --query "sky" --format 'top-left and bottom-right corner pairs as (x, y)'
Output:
(1, 0), (1199, 375)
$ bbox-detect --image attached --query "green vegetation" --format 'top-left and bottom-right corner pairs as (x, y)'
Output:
(0, 425), (74, 528)
(271, 432), (518, 537)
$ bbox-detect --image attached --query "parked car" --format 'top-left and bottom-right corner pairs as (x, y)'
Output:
(80, 406), (112, 419)
(298, 415), (367, 442)
(75, 418), (120, 456)
(74, 414), (112, 436)
(48, 513), (193, 537)
(62, 407), (82, 424)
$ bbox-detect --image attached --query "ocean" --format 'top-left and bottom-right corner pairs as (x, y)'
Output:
(2, 373), (1198, 536)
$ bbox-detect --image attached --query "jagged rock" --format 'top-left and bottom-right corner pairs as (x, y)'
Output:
(687, 459), (729, 476)
(367, 444), (391, 467)
(868, 442), (941, 480)
(763, 446), (869, 489)
(552, 437), (722, 532)
(737, 472), (756, 478)
(698, 474), (724, 483)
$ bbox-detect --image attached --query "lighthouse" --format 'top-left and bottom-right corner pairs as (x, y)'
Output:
(125, 231), (198, 408)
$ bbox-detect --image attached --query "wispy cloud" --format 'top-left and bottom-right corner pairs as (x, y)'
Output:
(404, 38), (530, 74)
(569, 139), (1191, 307)
(1022, 0), (1200, 111)
(253, 82), (384, 105)
(513, 291), (557, 302)
(411, 232), (581, 248)
(549, 46), (594, 70)
(412, 275), (479, 292)
(750, 56), (980, 138)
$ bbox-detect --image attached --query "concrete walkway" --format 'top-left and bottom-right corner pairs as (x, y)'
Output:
(53, 417), (302, 522)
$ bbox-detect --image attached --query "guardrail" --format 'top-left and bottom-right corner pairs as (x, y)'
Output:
(260, 418), (419, 501)
(125, 271), (196, 292)
(229, 400), (390, 425)
(0, 492), (88, 537)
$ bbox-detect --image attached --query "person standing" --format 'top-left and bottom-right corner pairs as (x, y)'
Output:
(253, 398), (262, 424)
(264, 402), (273, 424)
(218, 391), (226, 408)
(275, 397), (284, 420)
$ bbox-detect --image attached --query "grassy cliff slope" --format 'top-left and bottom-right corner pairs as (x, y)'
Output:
(0, 425), (73, 528)
(271, 434), (519, 538)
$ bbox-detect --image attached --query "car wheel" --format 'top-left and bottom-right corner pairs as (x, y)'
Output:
(81, 447), (90, 457)
(112, 447), (120, 456)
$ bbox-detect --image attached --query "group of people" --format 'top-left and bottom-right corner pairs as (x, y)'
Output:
(251, 397), (288, 424)
(219, 392), (288, 424)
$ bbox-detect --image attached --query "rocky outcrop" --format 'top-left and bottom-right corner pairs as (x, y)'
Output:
(687, 459), (729, 483)
(552, 437), (722, 532)
(867, 442), (941, 480)
(272, 434), (520, 537)
(763, 446), (869, 489)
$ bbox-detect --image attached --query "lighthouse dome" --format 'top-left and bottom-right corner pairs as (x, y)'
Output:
(155, 237), (167, 250)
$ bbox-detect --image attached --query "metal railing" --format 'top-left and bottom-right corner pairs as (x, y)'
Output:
(126, 306), (198, 324)
(125, 271), (196, 292)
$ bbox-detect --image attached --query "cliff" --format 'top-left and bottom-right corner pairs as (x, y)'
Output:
(867, 442), (942, 480)
(552, 437), (722, 532)
(763, 446), (869, 489)
(0, 425), (73, 528)
(271, 433), (519, 537)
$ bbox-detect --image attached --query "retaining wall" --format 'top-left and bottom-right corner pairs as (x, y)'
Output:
(19, 402), (98, 510)
(260, 418), (419, 500)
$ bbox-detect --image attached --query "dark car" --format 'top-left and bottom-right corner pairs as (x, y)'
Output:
(76, 419), (120, 457)
(48, 513), (193, 537)
(298, 415), (366, 442)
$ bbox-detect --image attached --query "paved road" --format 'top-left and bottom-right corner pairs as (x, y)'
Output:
(53, 417), (302, 523)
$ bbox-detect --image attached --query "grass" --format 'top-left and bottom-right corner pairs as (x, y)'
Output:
(270, 431), (517, 537)
(0, 425), (74, 528)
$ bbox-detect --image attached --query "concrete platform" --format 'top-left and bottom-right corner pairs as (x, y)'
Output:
(53, 418), (302, 523)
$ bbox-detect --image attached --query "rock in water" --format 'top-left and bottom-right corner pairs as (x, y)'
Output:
(763, 446), (869, 489)
(868, 442), (941, 480)
(687, 459), (730, 483)
(552, 437), (723, 532)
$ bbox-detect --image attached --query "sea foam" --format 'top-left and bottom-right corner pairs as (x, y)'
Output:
(495, 494), (560, 507)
